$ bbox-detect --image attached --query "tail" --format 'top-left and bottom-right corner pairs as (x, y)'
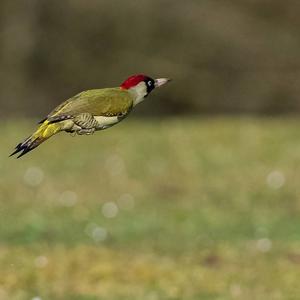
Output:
(10, 121), (61, 158)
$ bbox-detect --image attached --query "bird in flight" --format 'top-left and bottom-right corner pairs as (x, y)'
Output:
(10, 74), (171, 158)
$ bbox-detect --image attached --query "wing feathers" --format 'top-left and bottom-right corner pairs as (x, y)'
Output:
(44, 88), (133, 123)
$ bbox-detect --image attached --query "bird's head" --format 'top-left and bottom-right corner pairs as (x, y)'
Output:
(120, 74), (171, 104)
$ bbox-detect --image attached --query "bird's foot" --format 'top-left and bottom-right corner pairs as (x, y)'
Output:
(77, 128), (95, 135)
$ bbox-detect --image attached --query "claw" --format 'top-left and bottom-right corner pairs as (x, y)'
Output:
(77, 128), (95, 135)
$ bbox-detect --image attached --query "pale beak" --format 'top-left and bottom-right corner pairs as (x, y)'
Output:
(154, 78), (171, 88)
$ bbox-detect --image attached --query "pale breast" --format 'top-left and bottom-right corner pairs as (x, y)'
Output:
(94, 115), (121, 130)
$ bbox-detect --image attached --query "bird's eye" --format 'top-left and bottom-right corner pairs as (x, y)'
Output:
(148, 81), (152, 86)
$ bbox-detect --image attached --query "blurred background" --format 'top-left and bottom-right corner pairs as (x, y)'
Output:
(1, 1), (300, 300)
(2, 0), (300, 117)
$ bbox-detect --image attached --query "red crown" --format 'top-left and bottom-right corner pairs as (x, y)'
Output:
(120, 74), (148, 89)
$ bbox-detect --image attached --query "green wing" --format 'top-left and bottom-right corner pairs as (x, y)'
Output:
(45, 88), (133, 123)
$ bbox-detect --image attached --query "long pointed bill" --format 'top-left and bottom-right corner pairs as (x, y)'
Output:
(154, 78), (171, 88)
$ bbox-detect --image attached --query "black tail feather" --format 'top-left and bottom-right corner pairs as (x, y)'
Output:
(10, 137), (37, 158)
(9, 143), (23, 157)
(10, 122), (58, 158)
(16, 147), (35, 158)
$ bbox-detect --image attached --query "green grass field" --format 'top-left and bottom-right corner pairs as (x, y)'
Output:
(1, 118), (300, 300)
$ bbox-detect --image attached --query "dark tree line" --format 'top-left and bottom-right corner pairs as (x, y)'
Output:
(1, 0), (300, 117)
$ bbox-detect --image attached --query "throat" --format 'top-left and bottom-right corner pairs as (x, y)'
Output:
(129, 82), (147, 106)
(133, 94), (146, 106)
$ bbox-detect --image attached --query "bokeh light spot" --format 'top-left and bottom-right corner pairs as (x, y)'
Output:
(23, 167), (44, 187)
(59, 190), (78, 207)
(34, 256), (48, 268)
(117, 193), (135, 210)
(85, 223), (107, 242)
(102, 201), (118, 218)
(256, 238), (272, 252)
(104, 154), (125, 176)
(266, 170), (285, 189)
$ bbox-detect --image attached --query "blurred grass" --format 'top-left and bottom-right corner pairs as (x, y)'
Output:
(1, 117), (300, 299)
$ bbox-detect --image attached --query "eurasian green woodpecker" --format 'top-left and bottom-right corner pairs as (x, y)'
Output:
(11, 74), (170, 158)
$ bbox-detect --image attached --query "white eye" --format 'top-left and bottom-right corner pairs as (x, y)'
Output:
(148, 81), (152, 86)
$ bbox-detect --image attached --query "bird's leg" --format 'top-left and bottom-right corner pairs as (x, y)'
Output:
(73, 113), (98, 136)
(77, 128), (95, 135)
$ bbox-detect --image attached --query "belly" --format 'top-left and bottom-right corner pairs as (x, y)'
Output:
(94, 115), (120, 130)
(61, 114), (125, 133)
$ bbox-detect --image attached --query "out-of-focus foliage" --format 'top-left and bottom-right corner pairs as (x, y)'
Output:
(1, 0), (300, 117)
(1, 118), (300, 299)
